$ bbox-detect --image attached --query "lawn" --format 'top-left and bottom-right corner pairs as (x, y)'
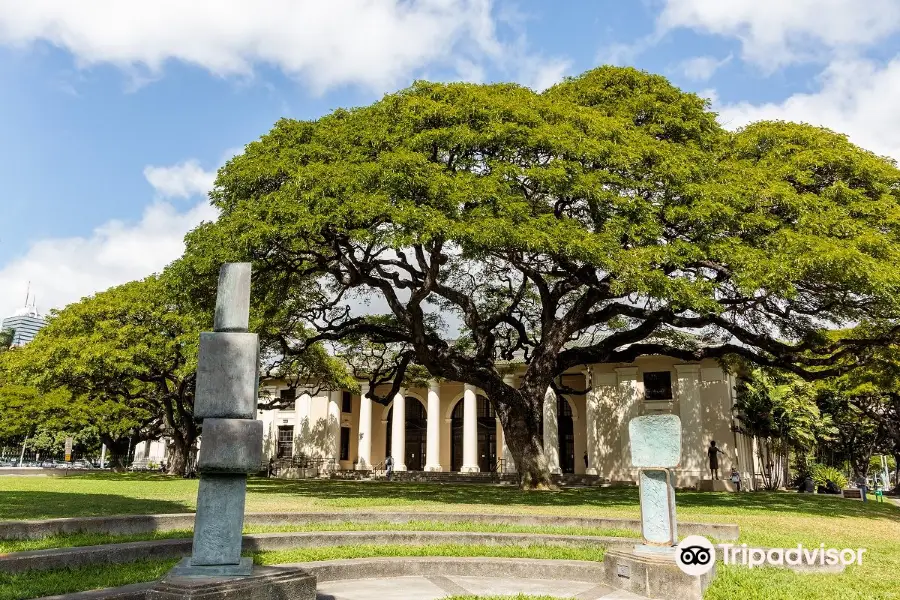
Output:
(1, 474), (899, 600)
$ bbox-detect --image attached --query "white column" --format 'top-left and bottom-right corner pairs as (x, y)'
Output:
(461, 384), (480, 472)
(583, 369), (599, 475)
(425, 380), (442, 471)
(327, 390), (342, 469)
(390, 389), (407, 471)
(543, 387), (561, 475)
(616, 367), (640, 483)
(675, 364), (702, 484)
(356, 383), (372, 470)
(297, 392), (312, 457)
(100, 444), (107, 469)
(501, 374), (517, 473)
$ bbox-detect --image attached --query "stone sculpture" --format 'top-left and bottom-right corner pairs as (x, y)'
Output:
(601, 413), (715, 600)
(149, 263), (315, 598)
(629, 413), (680, 553)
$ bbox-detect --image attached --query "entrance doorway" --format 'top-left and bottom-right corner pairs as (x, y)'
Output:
(385, 397), (427, 471)
(450, 395), (497, 472)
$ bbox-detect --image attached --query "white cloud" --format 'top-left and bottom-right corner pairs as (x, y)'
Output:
(520, 56), (571, 92)
(0, 161), (219, 319)
(716, 58), (900, 161)
(0, 0), (566, 94)
(596, 36), (658, 67)
(679, 54), (731, 82)
(658, 0), (900, 69)
(143, 160), (216, 199)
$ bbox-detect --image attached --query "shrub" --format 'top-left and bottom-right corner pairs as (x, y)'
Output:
(810, 463), (848, 490)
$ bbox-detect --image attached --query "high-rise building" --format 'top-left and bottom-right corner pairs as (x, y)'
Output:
(1, 304), (45, 346)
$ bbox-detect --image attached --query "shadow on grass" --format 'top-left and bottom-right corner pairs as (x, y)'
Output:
(0, 491), (193, 521)
(245, 478), (900, 520)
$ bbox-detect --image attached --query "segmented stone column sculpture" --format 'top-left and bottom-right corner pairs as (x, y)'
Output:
(176, 263), (263, 576)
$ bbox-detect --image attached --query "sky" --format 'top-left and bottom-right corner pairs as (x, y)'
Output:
(1, 0), (900, 319)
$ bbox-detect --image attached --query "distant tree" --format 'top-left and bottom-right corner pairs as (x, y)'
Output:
(815, 389), (886, 480)
(177, 66), (900, 487)
(4, 277), (200, 474)
(815, 329), (900, 489)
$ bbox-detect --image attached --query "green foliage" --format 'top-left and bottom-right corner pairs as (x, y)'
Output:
(735, 368), (837, 489)
(809, 463), (848, 490)
(0, 276), (201, 471)
(184, 66), (900, 381)
(0, 328), (14, 351)
(734, 368), (836, 450)
(869, 454), (895, 475)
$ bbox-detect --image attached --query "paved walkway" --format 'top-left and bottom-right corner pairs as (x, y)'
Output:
(316, 575), (643, 599)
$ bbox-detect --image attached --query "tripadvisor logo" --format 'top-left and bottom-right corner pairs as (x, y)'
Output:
(676, 535), (716, 576)
(676, 535), (867, 574)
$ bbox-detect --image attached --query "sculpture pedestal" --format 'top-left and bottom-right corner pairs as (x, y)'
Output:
(147, 565), (316, 599)
(603, 549), (713, 600)
(697, 479), (734, 492)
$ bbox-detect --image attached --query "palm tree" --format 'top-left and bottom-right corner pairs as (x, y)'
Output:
(734, 368), (835, 490)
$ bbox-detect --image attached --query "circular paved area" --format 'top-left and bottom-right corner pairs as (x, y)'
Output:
(316, 575), (644, 600)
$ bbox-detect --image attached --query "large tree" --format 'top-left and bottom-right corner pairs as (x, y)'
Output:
(178, 66), (900, 487)
(6, 276), (201, 474)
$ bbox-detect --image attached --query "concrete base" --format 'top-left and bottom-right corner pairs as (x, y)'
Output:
(460, 465), (480, 473)
(424, 465), (443, 472)
(697, 479), (734, 492)
(602, 549), (713, 600)
(148, 564), (315, 599)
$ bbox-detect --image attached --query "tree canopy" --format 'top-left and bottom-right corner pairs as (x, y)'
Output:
(175, 66), (900, 487)
(1, 276), (200, 472)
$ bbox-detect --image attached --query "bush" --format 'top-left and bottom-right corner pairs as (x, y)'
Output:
(810, 464), (848, 490)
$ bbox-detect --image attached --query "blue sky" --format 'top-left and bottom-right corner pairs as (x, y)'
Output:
(2, 0), (900, 317)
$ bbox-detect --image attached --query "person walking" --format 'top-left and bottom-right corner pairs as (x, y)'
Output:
(583, 451), (589, 471)
(385, 454), (394, 481)
(707, 440), (726, 480)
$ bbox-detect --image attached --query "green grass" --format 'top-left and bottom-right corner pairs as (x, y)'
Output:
(0, 558), (178, 600)
(0, 475), (898, 599)
(0, 521), (641, 553)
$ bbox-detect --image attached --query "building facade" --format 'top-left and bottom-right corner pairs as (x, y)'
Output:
(1, 305), (46, 347)
(257, 355), (757, 488)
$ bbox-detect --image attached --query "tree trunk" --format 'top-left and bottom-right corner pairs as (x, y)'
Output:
(166, 435), (195, 477)
(162, 388), (198, 477)
(494, 386), (554, 490)
(99, 435), (131, 472)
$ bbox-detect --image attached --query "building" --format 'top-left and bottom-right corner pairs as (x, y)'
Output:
(257, 355), (757, 488)
(1, 304), (46, 347)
